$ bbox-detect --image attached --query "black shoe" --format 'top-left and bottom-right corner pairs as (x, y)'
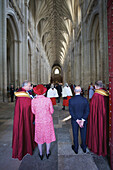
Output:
(38, 153), (43, 160)
(80, 145), (86, 153)
(46, 151), (51, 159)
(72, 145), (78, 154)
(82, 149), (86, 153)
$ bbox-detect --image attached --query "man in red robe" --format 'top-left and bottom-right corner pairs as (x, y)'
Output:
(12, 80), (35, 160)
(86, 80), (109, 156)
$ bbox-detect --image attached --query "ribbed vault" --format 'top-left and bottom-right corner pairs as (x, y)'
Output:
(29, 0), (76, 67)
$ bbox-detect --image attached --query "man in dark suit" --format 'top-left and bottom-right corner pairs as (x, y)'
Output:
(69, 86), (89, 154)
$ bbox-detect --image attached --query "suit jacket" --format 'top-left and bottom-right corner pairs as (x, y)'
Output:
(69, 95), (89, 122)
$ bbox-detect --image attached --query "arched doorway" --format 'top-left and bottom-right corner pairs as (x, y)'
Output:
(51, 66), (63, 83)
(7, 14), (20, 92)
(7, 17), (15, 89)
(90, 13), (100, 83)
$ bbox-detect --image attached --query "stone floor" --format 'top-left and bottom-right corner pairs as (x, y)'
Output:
(0, 101), (111, 170)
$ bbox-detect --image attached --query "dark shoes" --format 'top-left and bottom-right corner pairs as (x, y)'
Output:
(80, 145), (86, 153)
(46, 151), (51, 159)
(39, 151), (51, 160)
(72, 145), (78, 154)
(38, 153), (43, 160)
(82, 148), (86, 153)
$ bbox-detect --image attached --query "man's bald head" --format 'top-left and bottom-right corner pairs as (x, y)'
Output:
(75, 86), (81, 94)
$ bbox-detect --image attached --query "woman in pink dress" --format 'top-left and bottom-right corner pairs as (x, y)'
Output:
(31, 84), (56, 160)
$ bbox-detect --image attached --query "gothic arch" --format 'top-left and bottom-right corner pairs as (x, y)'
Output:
(88, 10), (99, 83)
(28, 39), (32, 81)
(51, 66), (63, 83)
(6, 9), (22, 89)
(88, 9), (99, 39)
(6, 8), (22, 41)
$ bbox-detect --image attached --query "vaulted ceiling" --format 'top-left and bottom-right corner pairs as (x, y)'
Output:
(29, 0), (78, 67)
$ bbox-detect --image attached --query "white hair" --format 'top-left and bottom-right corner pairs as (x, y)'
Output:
(22, 80), (29, 87)
(75, 86), (81, 92)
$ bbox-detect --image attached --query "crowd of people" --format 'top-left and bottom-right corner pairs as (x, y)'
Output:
(12, 80), (109, 161)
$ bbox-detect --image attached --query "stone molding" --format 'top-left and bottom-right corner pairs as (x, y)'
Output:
(9, 0), (24, 23)
(84, 0), (98, 22)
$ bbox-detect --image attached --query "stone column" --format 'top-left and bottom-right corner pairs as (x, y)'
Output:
(0, 0), (3, 101)
(36, 54), (38, 84)
(31, 45), (37, 85)
(90, 39), (96, 82)
(87, 38), (92, 84)
(28, 53), (32, 81)
(73, 43), (76, 84)
(62, 66), (65, 84)
(83, 23), (90, 89)
(95, 34), (100, 81)
(76, 52), (81, 85)
(18, 40), (23, 86)
(99, 0), (104, 81)
(68, 57), (71, 83)
(23, 1), (28, 80)
(74, 40), (77, 85)
(71, 49), (74, 83)
(14, 40), (18, 88)
(41, 57), (44, 84)
(0, 0), (7, 102)
(43, 59), (45, 83)
(80, 5), (84, 88)
(103, 0), (109, 84)
(38, 56), (41, 84)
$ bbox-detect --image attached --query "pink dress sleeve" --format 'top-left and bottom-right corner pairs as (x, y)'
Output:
(49, 98), (54, 114)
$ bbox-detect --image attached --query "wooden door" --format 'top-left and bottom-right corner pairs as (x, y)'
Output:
(107, 0), (113, 169)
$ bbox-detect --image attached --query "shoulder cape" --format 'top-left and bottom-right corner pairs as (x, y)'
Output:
(95, 89), (109, 96)
(14, 91), (30, 98)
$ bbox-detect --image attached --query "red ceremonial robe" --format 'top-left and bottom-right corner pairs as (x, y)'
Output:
(86, 88), (109, 156)
(12, 88), (35, 160)
(63, 96), (71, 106)
(50, 97), (56, 105)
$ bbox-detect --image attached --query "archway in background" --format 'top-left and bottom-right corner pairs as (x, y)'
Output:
(51, 65), (63, 83)
(6, 11), (21, 92)
(7, 14), (19, 90)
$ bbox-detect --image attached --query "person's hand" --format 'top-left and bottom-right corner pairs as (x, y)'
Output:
(76, 119), (84, 128)
(79, 120), (84, 128)
(76, 119), (81, 125)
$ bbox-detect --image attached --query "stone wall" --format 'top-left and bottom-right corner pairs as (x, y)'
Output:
(0, 0), (51, 101)
(63, 0), (109, 90)
(0, 0), (109, 101)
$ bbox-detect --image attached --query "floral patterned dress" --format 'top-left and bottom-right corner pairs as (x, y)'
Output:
(31, 95), (56, 144)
